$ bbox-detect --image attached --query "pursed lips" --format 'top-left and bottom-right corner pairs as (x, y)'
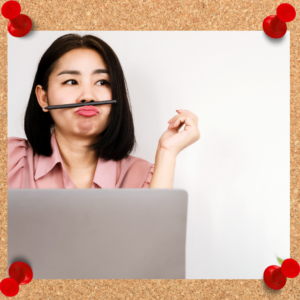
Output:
(75, 106), (99, 113)
(75, 106), (100, 116)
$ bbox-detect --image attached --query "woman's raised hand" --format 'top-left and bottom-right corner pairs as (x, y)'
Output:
(158, 109), (200, 157)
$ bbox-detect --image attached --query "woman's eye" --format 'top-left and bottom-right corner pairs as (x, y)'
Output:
(64, 79), (77, 85)
(96, 80), (109, 86)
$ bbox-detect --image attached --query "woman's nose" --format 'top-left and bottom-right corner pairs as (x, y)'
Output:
(80, 100), (95, 103)
(77, 84), (97, 103)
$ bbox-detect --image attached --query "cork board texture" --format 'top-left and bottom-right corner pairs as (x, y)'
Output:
(1, 0), (300, 299)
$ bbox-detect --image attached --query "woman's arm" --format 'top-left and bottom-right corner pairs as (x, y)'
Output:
(148, 147), (176, 188)
(148, 109), (200, 188)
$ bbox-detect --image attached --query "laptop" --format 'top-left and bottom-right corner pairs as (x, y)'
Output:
(8, 189), (188, 279)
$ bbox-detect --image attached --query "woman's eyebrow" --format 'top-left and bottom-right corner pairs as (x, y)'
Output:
(57, 69), (109, 76)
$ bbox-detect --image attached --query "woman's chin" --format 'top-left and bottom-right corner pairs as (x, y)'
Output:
(75, 120), (99, 135)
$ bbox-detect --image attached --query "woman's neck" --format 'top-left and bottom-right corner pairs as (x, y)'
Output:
(54, 129), (98, 172)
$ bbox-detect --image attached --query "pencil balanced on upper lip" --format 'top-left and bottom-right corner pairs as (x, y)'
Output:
(44, 100), (117, 110)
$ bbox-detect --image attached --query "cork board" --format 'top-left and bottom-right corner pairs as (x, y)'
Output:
(1, 0), (300, 299)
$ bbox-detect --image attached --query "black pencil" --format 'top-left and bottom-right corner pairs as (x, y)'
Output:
(44, 100), (117, 110)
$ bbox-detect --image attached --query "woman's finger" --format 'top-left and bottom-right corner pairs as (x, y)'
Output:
(168, 110), (199, 128)
(168, 114), (180, 126)
(168, 118), (181, 129)
(168, 111), (182, 123)
(169, 115), (185, 128)
(176, 110), (198, 123)
(170, 114), (197, 129)
(172, 118), (183, 128)
(170, 120), (184, 130)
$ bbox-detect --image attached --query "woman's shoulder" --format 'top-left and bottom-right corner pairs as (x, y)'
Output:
(7, 137), (32, 173)
(8, 136), (29, 153)
(8, 136), (28, 144)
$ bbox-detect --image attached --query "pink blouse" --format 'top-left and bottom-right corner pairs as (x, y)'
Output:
(8, 131), (155, 189)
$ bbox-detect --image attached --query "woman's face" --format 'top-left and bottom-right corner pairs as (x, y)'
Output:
(36, 48), (113, 139)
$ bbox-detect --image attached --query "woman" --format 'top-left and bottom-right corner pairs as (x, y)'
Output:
(8, 33), (200, 189)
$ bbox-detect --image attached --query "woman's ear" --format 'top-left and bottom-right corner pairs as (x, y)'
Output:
(35, 85), (49, 112)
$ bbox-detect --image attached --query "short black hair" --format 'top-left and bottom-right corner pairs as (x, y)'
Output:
(24, 33), (137, 161)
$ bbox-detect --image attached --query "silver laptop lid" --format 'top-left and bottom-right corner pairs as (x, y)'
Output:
(8, 189), (188, 279)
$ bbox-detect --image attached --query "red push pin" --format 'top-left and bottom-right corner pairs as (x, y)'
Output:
(263, 3), (296, 39)
(0, 262), (33, 297)
(1, 0), (32, 37)
(0, 278), (19, 297)
(264, 258), (300, 290)
(9, 261), (33, 285)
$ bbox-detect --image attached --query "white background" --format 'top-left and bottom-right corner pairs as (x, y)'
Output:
(8, 31), (290, 279)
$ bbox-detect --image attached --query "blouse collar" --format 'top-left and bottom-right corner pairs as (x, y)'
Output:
(34, 131), (117, 188)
